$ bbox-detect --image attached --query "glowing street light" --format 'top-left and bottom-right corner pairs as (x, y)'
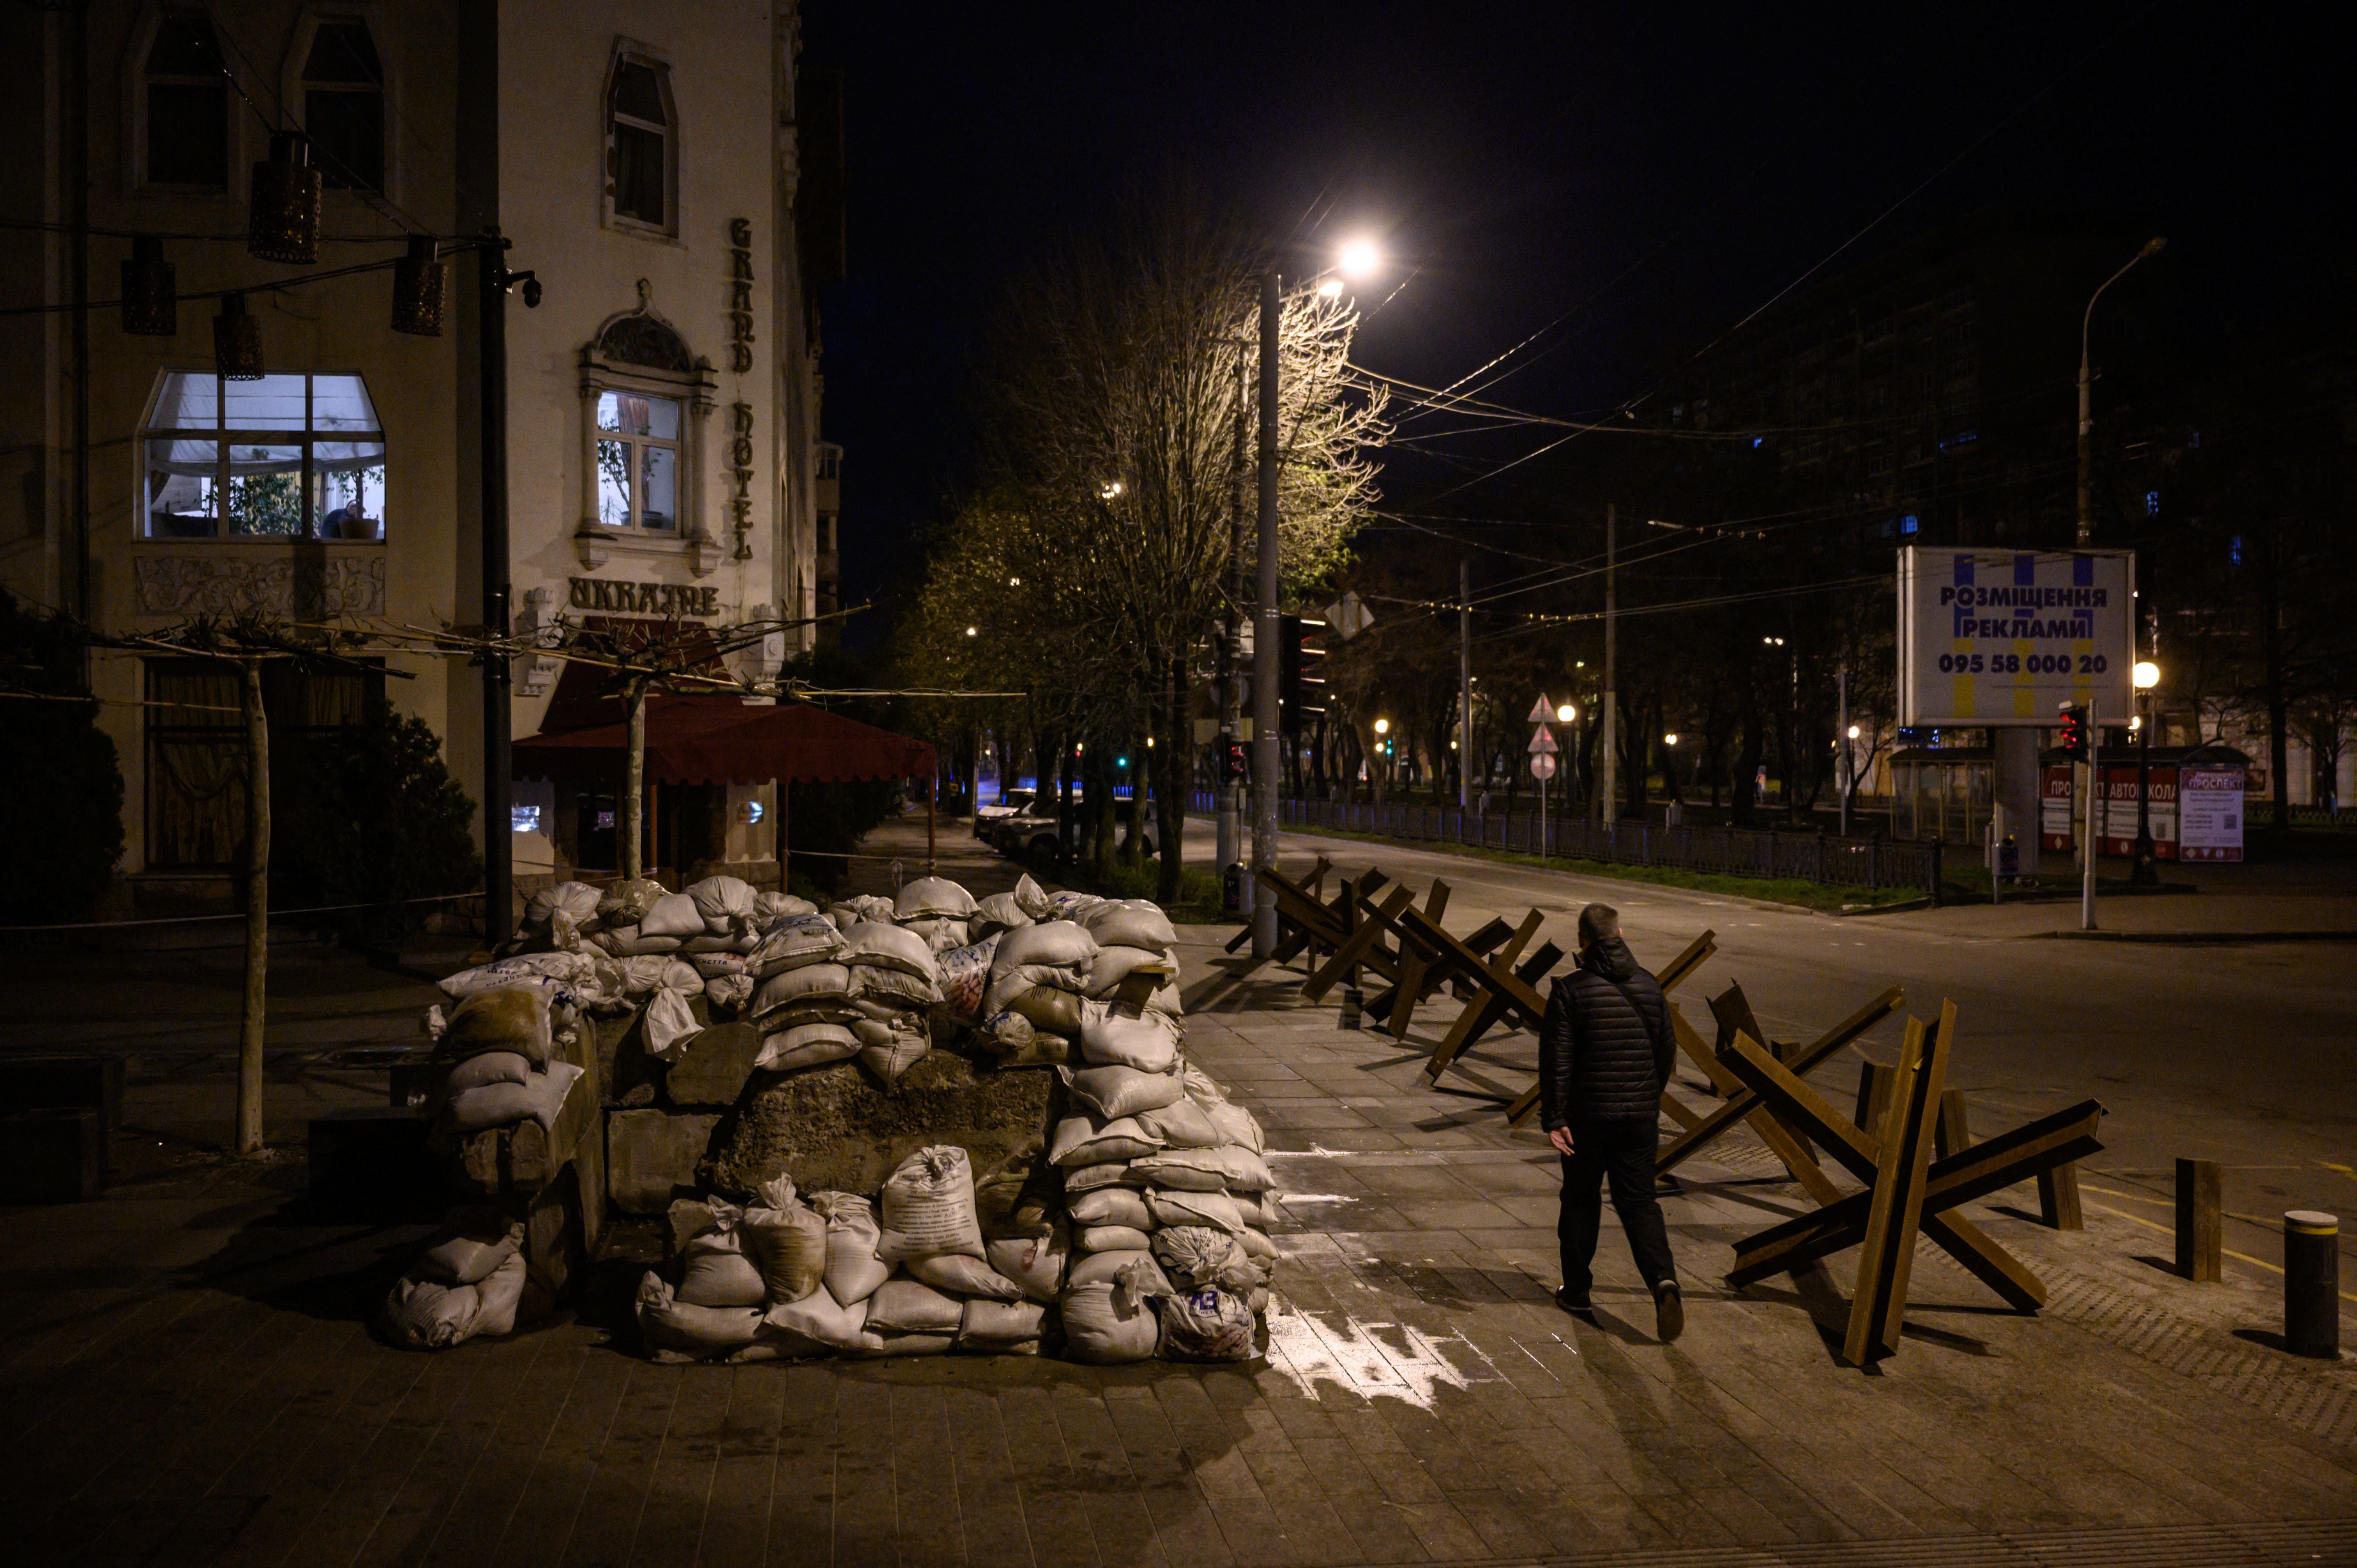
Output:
(1337, 238), (1381, 279)
(1555, 704), (1574, 723)
(2132, 657), (2164, 883)
(1098, 480), (1124, 500)
(1663, 733), (1679, 747)
(964, 626), (977, 637)
(2133, 660), (2161, 690)
(1373, 717), (1390, 735)
(1316, 278), (1344, 298)
(1847, 724), (1861, 739)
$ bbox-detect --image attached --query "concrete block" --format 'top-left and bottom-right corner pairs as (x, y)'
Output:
(710, 1051), (1053, 1199)
(0, 1054), (125, 1132)
(664, 1022), (763, 1108)
(0, 1107), (105, 1202)
(606, 1107), (721, 1214)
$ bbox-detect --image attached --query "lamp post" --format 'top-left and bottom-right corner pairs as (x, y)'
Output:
(2077, 236), (2166, 547)
(2132, 659), (2161, 885)
(1252, 237), (1380, 958)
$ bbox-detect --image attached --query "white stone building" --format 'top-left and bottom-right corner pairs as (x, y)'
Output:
(0, 0), (839, 902)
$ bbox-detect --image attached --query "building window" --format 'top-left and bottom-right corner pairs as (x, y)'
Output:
(145, 658), (380, 869)
(140, 370), (387, 540)
(594, 390), (681, 531)
(300, 18), (385, 192)
(143, 7), (230, 189)
(607, 54), (675, 233)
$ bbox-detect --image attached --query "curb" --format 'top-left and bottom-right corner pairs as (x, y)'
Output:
(2029, 929), (2357, 944)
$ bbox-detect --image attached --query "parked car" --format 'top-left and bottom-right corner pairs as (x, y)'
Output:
(988, 793), (1157, 859)
(974, 787), (1035, 836)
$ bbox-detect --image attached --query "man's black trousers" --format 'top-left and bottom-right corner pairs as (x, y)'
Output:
(1557, 1118), (1676, 1299)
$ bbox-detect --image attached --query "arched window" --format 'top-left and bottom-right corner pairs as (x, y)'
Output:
(142, 7), (230, 189)
(577, 291), (718, 573)
(606, 51), (675, 233)
(300, 17), (385, 192)
(140, 369), (387, 540)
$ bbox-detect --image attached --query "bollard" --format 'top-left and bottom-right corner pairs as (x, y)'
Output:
(2176, 1158), (2222, 1282)
(1339, 987), (1364, 1031)
(2284, 1211), (2339, 1358)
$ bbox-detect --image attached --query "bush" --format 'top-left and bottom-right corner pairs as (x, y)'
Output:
(278, 696), (480, 926)
(0, 592), (124, 922)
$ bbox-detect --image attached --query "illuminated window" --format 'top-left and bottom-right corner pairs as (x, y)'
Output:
(142, 7), (230, 189)
(301, 19), (385, 192)
(593, 390), (682, 531)
(607, 52), (676, 233)
(140, 370), (387, 540)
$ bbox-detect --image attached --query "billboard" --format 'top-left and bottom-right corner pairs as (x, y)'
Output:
(1898, 548), (2134, 727)
(2178, 763), (2245, 862)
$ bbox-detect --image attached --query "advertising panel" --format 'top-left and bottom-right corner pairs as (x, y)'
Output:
(2098, 764), (2177, 859)
(2178, 764), (2245, 862)
(2041, 764), (2076, 851)
(1898, 548), (2134, 726)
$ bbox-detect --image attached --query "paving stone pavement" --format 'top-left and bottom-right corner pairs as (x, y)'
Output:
(2, 922), (2353, 1566)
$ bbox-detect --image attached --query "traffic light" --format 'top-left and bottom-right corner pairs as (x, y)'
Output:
(2056, 703), (2089, 762)
(1217, 733), (1247, 782)
(1278, 614), (1325, 732)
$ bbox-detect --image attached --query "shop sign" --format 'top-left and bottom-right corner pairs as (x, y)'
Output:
(567, 576), (719, 618)
(726, 217), (756, 373)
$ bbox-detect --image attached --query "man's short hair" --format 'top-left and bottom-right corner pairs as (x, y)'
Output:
(1577, 902), (1620, 948)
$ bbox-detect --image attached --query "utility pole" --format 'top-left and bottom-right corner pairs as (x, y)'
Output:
(1250, 270), (1281, 959)
(1838, 665), (1850, 838)
(1217, 351), (1246, 886)
(479, 233), (514, 945)
(1458, 560), (1472, 811)
(1599, 503), (1618, 824)
(2082, 696), (2099, 931)
(2078, 237), (2166, 547)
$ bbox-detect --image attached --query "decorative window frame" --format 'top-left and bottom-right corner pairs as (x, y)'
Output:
(279, 3), (401, 204)
(602, 39), (680, 242)
(132, 366), (389, 545)
(122, 2), (241, 197)
(577, 283), (720, 576)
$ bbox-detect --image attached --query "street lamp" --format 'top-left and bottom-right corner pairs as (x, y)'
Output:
(2132, 659), (2161, 884)
(1254, 236), (1382, 957)
(2078, 237), (2166, 547)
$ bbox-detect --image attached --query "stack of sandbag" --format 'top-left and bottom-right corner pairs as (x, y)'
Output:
(1077, 899), (1182, 1015)
(637, 1178), (841, 1361)
(978, 920), (1098, 1056)
(521, 879), (604, 949)
(863, 1144), (1048, 1356)
(1047, 1005), (1273, 1363)
(895, 876), (979, 953)
(746, 912), (860, 1070)
(426, 987), (587, 1148)
(379, 1213), (528, 1350)
(838, 922), (942, 1086)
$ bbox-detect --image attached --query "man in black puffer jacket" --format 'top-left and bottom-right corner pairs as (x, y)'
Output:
(1539, 902), (1683, 1340)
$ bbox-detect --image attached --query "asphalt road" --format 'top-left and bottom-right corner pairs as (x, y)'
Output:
(1175, 816), (2357, 1273)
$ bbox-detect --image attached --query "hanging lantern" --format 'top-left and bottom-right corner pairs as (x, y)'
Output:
(213, 292), (263, 380)
(389, 234), (446, 336)
(247, 132), (322, 265)
(119, 236), (176, 336)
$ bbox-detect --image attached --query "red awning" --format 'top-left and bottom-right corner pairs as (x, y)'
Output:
(514, 692), (935, 786)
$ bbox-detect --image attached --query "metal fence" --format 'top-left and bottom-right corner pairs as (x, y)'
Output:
(1189, 791), (1942, 899)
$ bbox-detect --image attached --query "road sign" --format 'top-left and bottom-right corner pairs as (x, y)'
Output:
(1898, 547), (2134, 726)
(1526, 727), (1558, 754)
(1526, 694), (1555, 724)
(1321, 590), (1374, 642)
(1529, 753), (1558, 780)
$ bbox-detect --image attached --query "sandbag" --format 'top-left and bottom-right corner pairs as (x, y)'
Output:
(1012, 873), (1054, 920)
(935, 936), (1001, 1024)
(754, 1022), (860, 1072)
(1060, 1261), (1164, 1364)
(762, 1282), (877, 1353)
(381, 1275), (479, 1350)
(1133, 1096), (1222, 1150)
(678, 1208), (769, 1308)
(438, 950), (597, 1001)
(877, 1145), (985, 1262)
(838, 921), (942, 983)
(740, 1180), (829, 1304)
(643, 985), (701, 1063)
(1145, 1187), (1247, 1235)
(1006, 984), (1085, 1037)
(703, 972), (754, 1014)
(470, 1250), (528, 1337)
(689, 950), (750, 980)
(443, 1051), (534, 1096)
(857, 1026), (930, 1088)
(599, 878), (668, 926)
(895, 875), (979, 920)
(1078, 1003), (1180, 1072)
(975, 1010), (1069, 1068)
(752, 963), (855, 1018)
(748, 913), (847, 978)
(1048, 891), (1103, 921)
(859, 1331), (956, 1358)
(1058, 1061), (1184, 1121)
(1075, 1224), (1154, 1254)
(986, 1222), (1069, 1304)
(1131, 1144), (1276, 1193)
(638, 1271), (763, 1358)
(971, 892), (1033, 938)
(1203, 1099), (1264, 1153)
(687, 874), (758, 929)
(754, 890), (818, 922)
(640, 892), (706, 939)
(990, 920), (1098, 978)
(1154, 1286), (1257, 1362)
(899, 915), (970, 954)
(834, 893), (898, 925)
(416, 1218), (525, 1285)
(1062, 1160), (1134, 1194)
(1085, 944), (1176, 998)
(958, 1298), (1047, 1353)
(810, 1191), (890, 1305)
(1237, 1227), (1277, 1262)
(1067, 1250), (1170, 1293)
(1066, 1187), (1152, 1231)
(618, 954), (704, 996)
(1151, 1226), (1262, 1294)
(850, 963), (938, 1006)
(526, 879), (602, 930)
(864, 1276), (965, 1335)
(1081, 899), (1178, 954)
(436, 987), (553, 1065)
(1049, 1112), (1166, 1168)
(438, 1061), (583, 1137)
(906, 1253), (1025, 1302)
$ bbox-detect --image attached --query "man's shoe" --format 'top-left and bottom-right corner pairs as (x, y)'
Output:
(1553, 1287), (1594, 1318)
(1653, 1280), (1684, 1343)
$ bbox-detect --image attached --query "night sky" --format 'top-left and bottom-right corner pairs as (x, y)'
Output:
(802, 2), (2343, 645)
